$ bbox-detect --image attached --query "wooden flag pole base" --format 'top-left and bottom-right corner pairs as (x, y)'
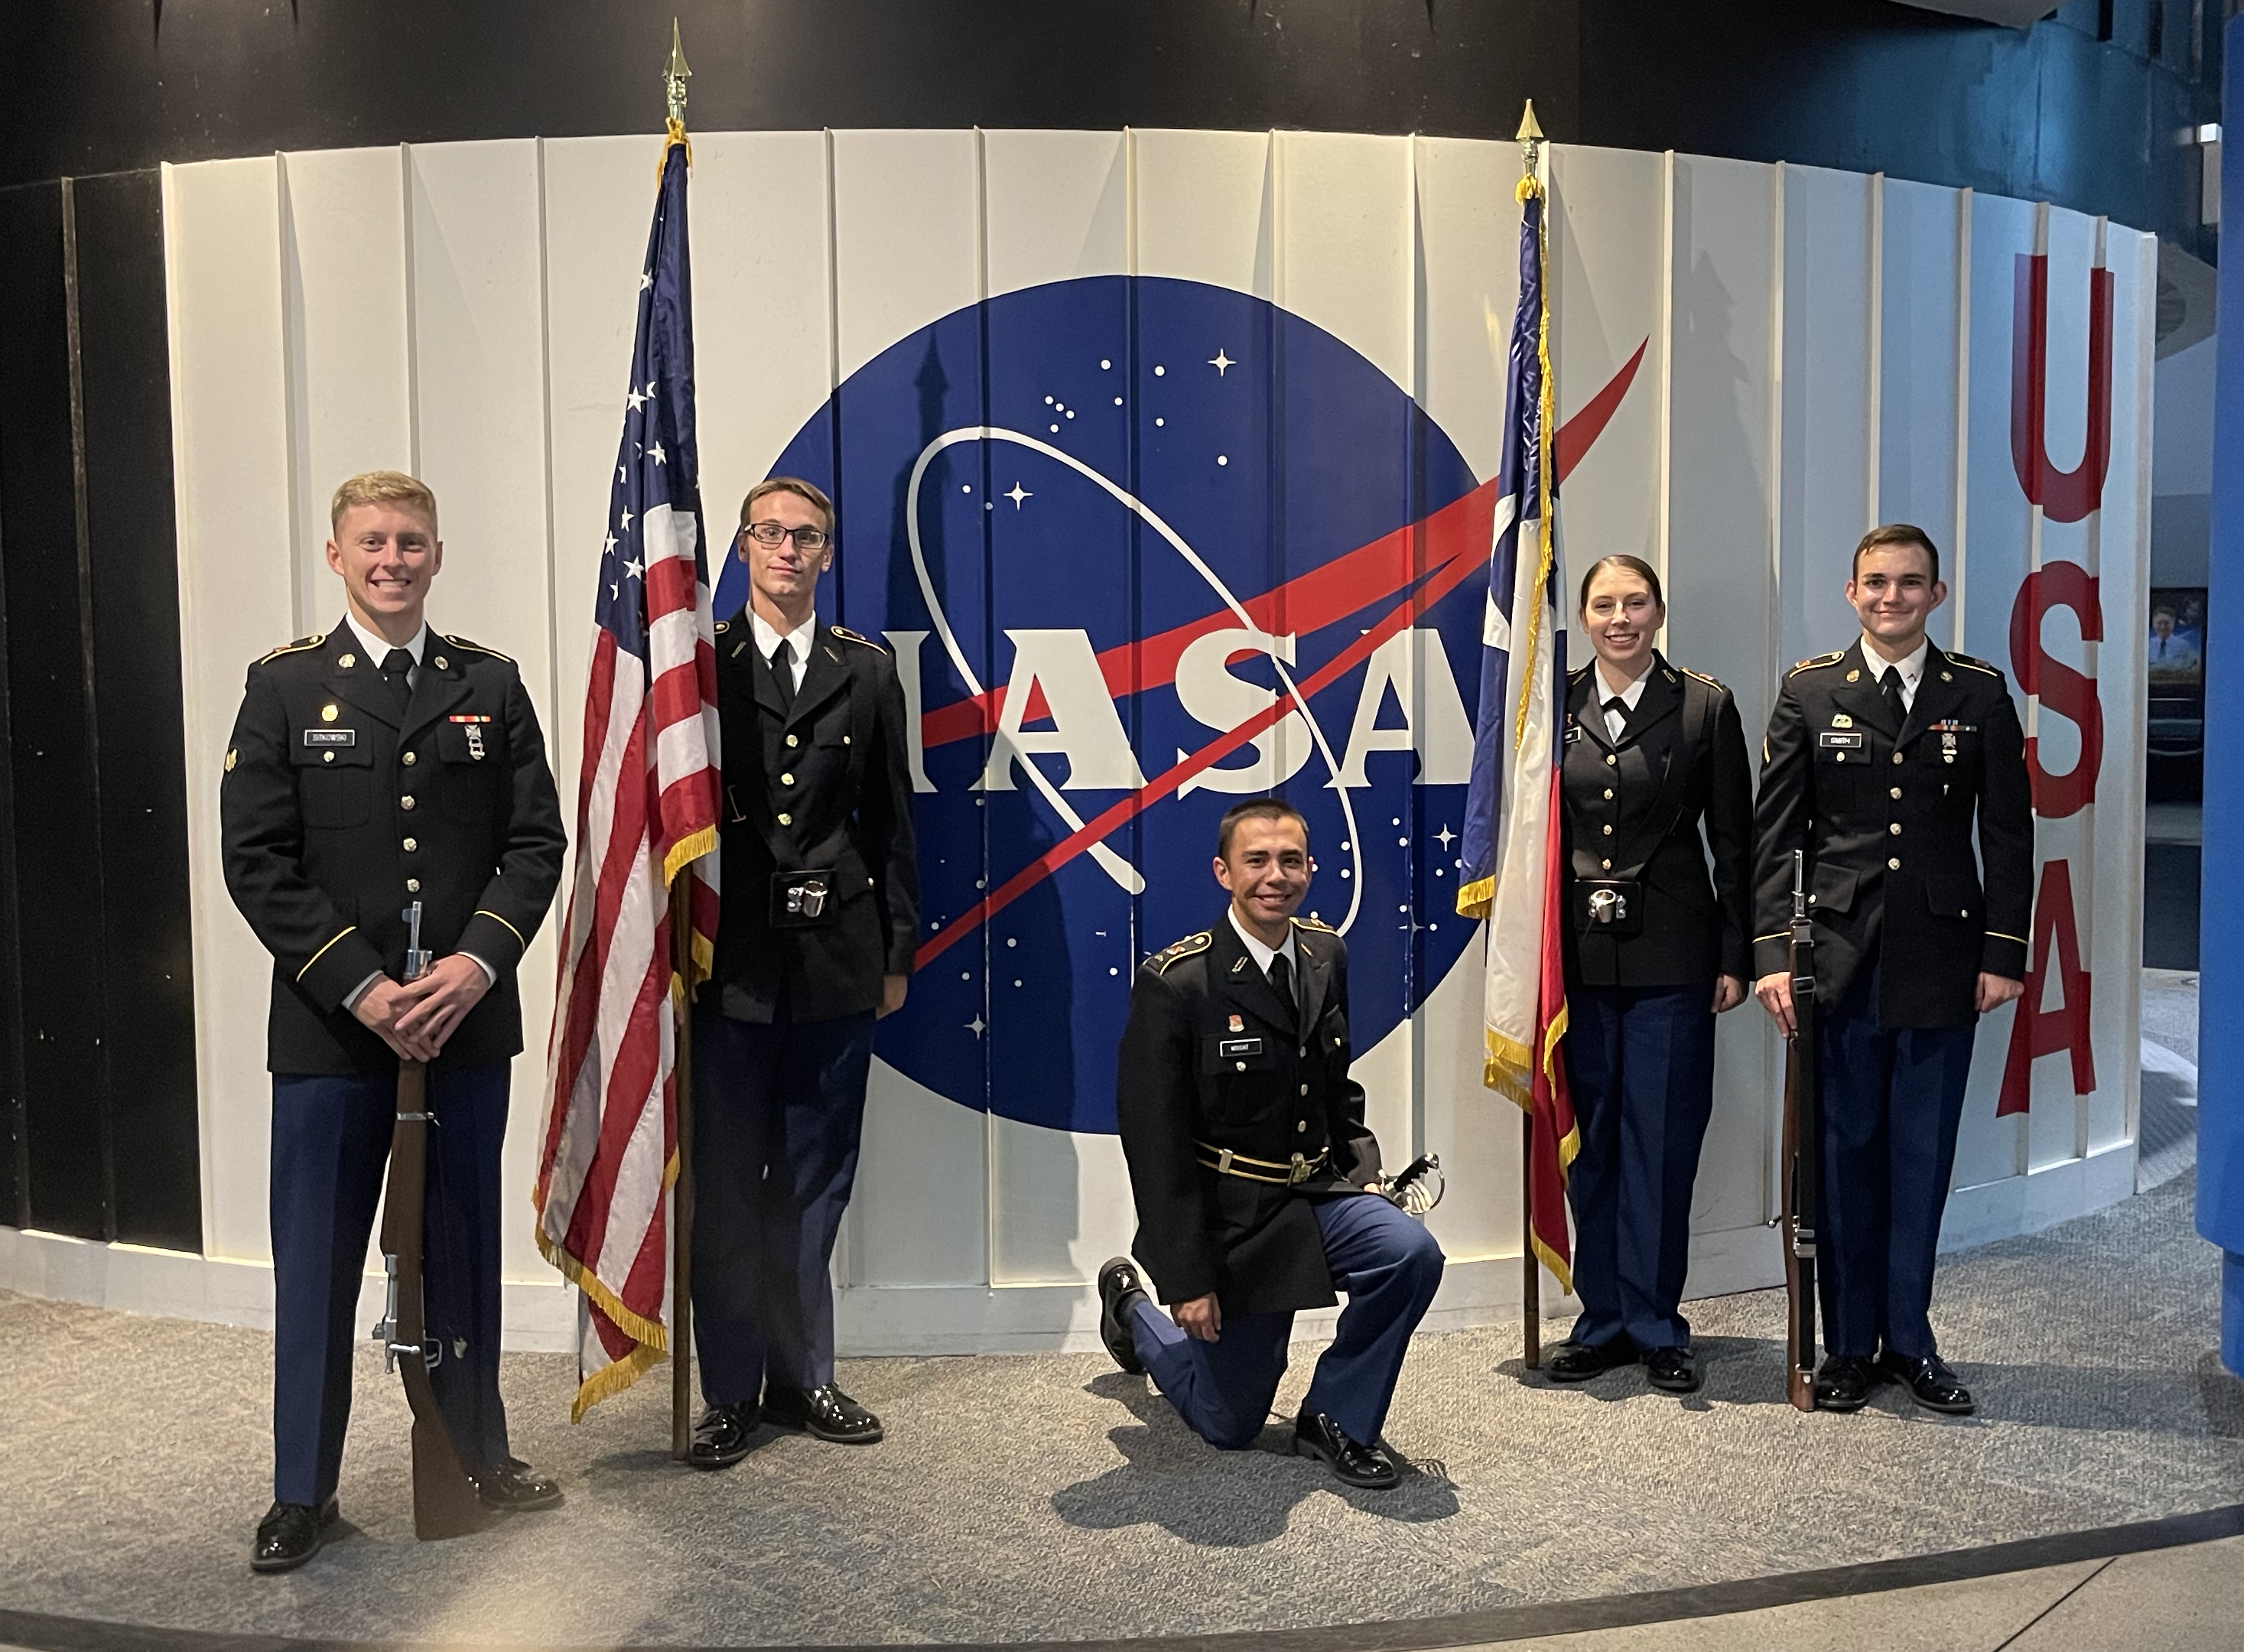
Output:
(1521, 1109), (1540, 1369)
(669, 875), (696, 1461)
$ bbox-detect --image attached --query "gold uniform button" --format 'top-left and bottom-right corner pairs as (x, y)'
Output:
(1892, 751), (1904, 765)
(1299, 1085), (1309, 1096)
(777, 811), (792, 826)
(402, 795), (416, 811)
(1235, 1061), (1247, 1072)
(1299, 1046), (1307, 1058)
(1605, 753), (1618, 766)
(405, 878), (421, 893)
(403, 751), (418, 766)
(320, 704), (338, 723)
(402, 837), (418, 853)
(1601, 858), (1612, 870)
(1888, 856), (1901, 870)
(432, 655), (447, 670)
(780, 772), (795, 786)
(1296, 1120), (1308, 1133)
(1602, 824), (1614, 835)
(1889, 786), (1901, 799)
(322, 751), (335, 764)
(786, 734), (799, 748)
(1603, 788), (1615, 800)
(1888, 822), (1901, 835)
(337, 653), (356, 669)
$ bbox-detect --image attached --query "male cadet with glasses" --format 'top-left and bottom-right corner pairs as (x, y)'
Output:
(1752, 523), (2031, 1416)
(221, 470), (567, 1570)
(1098, 798), (1446, 1490)
(686, 476), (919, 1469)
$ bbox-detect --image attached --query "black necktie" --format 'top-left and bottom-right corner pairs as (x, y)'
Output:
(1880, 666), (1904, 721)
(381, 648), (414, 716)
(1603, 695), (1626, 737)
(769, 642), (795, 711)
(1268, 953), (1298, 1026)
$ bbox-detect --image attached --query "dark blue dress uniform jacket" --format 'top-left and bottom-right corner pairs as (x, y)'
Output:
(220, 625), (566, 1072)
(1751, 638), (2034, 1029)
(1561, 654), (1754, 988)
(707, 616), (919, 1023)
(1116, 916), (1382, 1318)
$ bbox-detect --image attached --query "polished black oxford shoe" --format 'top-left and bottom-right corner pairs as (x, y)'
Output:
(762, 1383), (883, 1444)
(1097, 1255), (1150, 1374)
(1878, 1349), (1976, 1416)
(1812, 1353), (1880, 1413)
(688, 1402), (757, 1470)
(1291, 1410), (1401, 1490)
(251, 1497), (339, 1572)
(1543, 1338), (1637, 1383)
(472, 1458), (564, 1511)
(1643, 1345), (1700, 1393)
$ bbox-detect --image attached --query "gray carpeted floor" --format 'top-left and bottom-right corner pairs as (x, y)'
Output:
(2, 1172), (2240, 1648)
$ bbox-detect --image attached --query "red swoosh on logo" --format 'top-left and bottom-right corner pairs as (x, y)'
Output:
(914, 338), (1645, 967)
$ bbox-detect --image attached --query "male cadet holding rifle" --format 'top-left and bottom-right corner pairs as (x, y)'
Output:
(1098, 798), (1445, 1490)
(222, 470), (566, 1569)
(1752, 524), (2031, 1415)
(686, 477), (919, 1469)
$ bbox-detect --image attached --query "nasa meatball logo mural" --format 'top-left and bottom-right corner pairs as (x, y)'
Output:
(716, 275), (1621, 1136)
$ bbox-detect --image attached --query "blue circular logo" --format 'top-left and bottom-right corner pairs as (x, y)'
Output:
(716, 276), (1488, 1134)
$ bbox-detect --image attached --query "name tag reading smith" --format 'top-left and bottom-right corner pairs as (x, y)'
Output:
(303, 728), (356, 747)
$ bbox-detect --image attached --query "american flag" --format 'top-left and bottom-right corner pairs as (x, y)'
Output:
(1456, 164), (1578, 1293)
(533, 135), (721, 1419)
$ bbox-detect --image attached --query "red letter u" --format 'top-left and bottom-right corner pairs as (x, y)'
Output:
(2010, 253), (2113, 525)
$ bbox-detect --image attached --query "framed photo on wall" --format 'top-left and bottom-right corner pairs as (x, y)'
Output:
(2148, 587), (2206, 689)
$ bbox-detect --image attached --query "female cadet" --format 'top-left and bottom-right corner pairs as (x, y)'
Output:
(1546, 554), (1752, 1395)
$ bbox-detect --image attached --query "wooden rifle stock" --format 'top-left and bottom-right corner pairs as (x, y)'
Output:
(1781, 849), (1820, 1413)
(373, 902), (486, 1540)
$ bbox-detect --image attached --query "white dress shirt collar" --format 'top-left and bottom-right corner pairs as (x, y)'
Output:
(1862, 633), (1930, 709)
(750, 610), (818, 689)
(1595, 657), (1655, 740)
(343, 613), (428, 669)
(1228, 906), (1299, 976)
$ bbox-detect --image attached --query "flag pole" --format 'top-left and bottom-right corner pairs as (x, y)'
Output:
(1517, 95), (1546, 1376)
(663, 16), (698, 1464)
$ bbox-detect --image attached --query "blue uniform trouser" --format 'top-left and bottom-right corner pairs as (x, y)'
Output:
(1562, 984), (1716, 1351)
(269, 1063), (512, 1507)
(1816, 965), (1978, 1360)
(690, 1006), (876, 1407)
(1127, 1193), (1444, 1449)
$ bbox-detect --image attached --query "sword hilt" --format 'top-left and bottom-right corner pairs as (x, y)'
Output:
(402, 899), (433, 983)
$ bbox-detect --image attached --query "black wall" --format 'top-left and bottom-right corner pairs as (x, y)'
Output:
(0, 171), (200, 1247)
(0, 1), (2223, 249)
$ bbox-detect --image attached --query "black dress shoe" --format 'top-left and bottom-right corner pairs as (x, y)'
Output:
(1643, 1345), (1700, 1393)
(251, 1497), (338, 1572)
(1813, 1353), (1879, 1412)
(1878, 1349), (1976, 1415)
(1291, 1410), (1400, 1490)
(471, 1459), (564, 1511)
(1098, 1255), (1150, 1374)
(761, 1383), (883, 1444)
(1544, 1338), (1636, 1382)
(688, 1402), (756, 1470)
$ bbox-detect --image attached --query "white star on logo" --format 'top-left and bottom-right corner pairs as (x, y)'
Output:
(619, 507), (633, 531)
(1434, 824), (1456, 850)
(649, 441), (667, 465)
(603, 533), (618, 557)
(624, 558), (645, 580)
(1209, 349), (1235, 375)
(967, 1015), (987, 1038)
(625, 387), (647, 414)
(1004, 483), (1032, 508)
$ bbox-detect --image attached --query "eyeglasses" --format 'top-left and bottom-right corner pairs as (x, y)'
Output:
(743, 521), (831, 551)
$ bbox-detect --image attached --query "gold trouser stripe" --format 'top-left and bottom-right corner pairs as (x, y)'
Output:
(474, 909), (528, 948)
(296, 926), (358, 982)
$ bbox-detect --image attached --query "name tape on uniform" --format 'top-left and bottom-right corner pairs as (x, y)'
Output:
(303, 728), (356, 747)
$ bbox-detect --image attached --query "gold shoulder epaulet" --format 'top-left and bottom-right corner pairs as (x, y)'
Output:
(1148, 932), (1212, 974)
(1943, 650), (1998, 677)
(1566, 661), (1592, 681)
(442, 633), (515, 665)
(1788, 651), (1845, 675)
(830, 623), (886, 653)
(1291, 914), (1337, 933)
(253, 633), (325, 666)
(1681, 666), (1728, 693)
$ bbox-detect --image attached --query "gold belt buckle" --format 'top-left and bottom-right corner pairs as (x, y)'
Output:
(1289, 1152), (1309, 1185)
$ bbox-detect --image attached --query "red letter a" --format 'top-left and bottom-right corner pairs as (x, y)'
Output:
(1997, 859), (2096, 1118)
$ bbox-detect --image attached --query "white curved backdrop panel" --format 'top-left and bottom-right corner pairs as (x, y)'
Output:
(0, 130), (2148, 1358)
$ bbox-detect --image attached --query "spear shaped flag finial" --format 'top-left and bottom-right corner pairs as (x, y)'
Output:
(1516, 99), (1543, 144)
(665, 18), (692, 132)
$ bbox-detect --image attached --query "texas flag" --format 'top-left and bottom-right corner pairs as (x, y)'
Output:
(1456, 164), (1578, 1293)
